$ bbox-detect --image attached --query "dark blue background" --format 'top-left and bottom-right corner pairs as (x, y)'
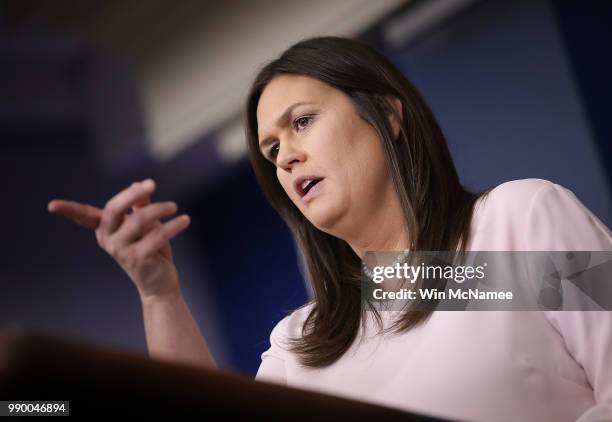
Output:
(1, 0), (609, 375)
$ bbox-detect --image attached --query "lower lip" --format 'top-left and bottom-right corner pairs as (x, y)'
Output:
(301, 179), (324, 204)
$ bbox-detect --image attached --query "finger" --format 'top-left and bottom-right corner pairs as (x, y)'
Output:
(131, 190), (161, 229)
(131, 214), (190, 258)
(101, 179), (156, 235)
(47, 199), (102, 230)
(132, 189), (152, 210)
(113, 202), (178, 245)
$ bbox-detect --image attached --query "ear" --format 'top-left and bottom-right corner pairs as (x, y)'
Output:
(383, 95), (403, 140)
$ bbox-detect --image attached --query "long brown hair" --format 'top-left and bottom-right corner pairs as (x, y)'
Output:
(245, 36), (493, 368)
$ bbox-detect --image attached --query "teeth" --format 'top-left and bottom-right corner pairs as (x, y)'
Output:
(302, 179), (314, 191)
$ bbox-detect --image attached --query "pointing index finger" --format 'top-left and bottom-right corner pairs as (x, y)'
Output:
(48, 199), (102, 230)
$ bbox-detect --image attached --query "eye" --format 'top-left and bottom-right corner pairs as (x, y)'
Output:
(267, 115), (314, 162)
(269, 143), (280, 159)
(293, 115), (314, 131)
(269, 115), (314, 159)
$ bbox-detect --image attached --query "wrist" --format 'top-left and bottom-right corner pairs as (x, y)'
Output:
(139, 285), (183, 306)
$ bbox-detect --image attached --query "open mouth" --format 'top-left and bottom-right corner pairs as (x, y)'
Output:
(297, 177), (324, 197)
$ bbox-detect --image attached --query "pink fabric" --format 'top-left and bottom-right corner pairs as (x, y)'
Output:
(255, 178), (612, 422)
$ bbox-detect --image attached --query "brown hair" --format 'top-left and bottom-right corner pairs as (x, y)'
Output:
(245, 36), (493, 368)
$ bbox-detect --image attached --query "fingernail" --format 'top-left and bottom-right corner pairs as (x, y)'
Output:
(142, 179), (155, 189)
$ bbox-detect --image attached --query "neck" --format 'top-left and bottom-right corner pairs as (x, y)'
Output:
(350, 227), (410, 259)
(345, 195), (411, 259)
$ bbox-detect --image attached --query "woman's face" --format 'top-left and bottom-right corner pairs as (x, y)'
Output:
(256, 74), (401, 238)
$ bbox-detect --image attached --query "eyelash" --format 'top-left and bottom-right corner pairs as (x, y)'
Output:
(269, 115), (315, 160)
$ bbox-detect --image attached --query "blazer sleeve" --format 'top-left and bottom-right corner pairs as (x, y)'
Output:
(527, 181), (612, 422)
(254, 315), (289, 386)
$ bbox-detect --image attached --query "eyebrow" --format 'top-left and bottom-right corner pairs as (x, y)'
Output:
(258, 101), (315, 153)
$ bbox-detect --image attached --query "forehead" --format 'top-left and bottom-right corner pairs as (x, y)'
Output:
(256, 74), (333, 131)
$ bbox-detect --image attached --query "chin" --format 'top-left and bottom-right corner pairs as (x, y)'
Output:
(305, 206), (343, 234)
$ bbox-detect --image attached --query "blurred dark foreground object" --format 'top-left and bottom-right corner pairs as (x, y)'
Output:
(0, 325), (452, 420)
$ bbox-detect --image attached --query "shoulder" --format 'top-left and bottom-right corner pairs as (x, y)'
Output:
(480, 178), (556, 208)
(270, 301), (316, 346)
(488, 178), (610, 250)
(471, 178), (611, 250)
(473, 178), (557, 228)
(475, 178), (585, 221)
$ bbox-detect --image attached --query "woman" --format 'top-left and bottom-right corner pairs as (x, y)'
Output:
(48, 36), (612, 421)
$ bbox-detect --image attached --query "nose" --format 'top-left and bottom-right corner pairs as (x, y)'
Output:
(276, 140), (306, 171)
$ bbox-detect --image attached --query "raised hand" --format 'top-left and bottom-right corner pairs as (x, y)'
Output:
(47, 179), (191, 300)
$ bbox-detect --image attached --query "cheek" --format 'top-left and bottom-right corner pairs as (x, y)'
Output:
(277, 172), (298, 203)
(344, 136), (389, 198)
(339, 123), (380, 167)
(277, 172), (290, 195)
